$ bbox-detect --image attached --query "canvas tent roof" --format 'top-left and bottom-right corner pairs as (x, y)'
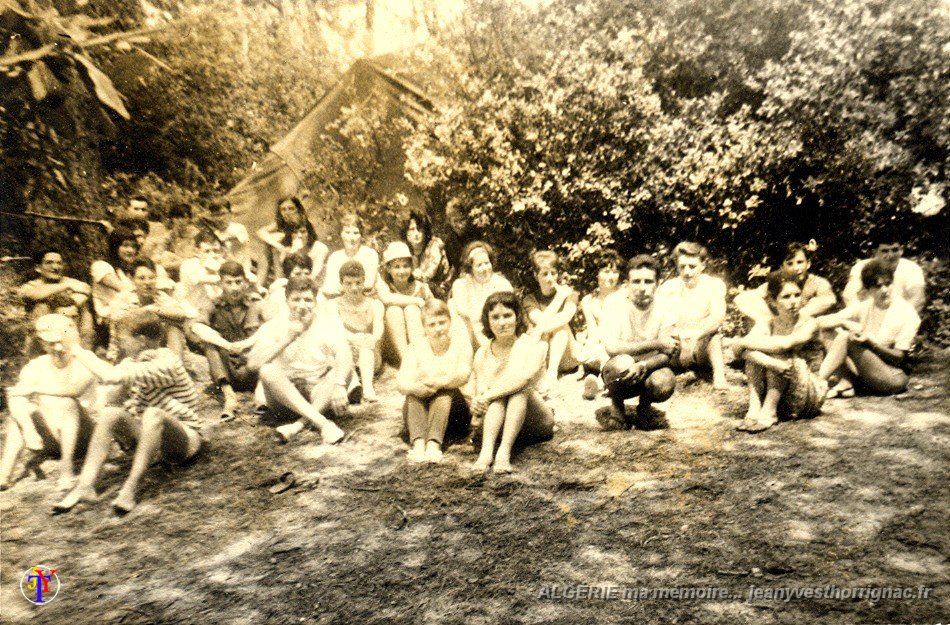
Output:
(226, 57), (435, 240)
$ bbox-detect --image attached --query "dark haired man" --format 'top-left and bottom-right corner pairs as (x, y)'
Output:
(19, 249), (94, 349)
(597, 255), (678, 431)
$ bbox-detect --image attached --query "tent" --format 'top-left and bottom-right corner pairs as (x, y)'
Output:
(225, 56), (436, 247)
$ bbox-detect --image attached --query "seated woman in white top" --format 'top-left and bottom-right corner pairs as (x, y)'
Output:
(448, 241), (513, 350)
(734, 241), (836, 324)
(396, 300), (473, 464)
(817, 259), (921, 397)
(320, 212), (379, 298)
(378, 241), (434, 365)
(467, 291), (554, 474)
(90, 227), (139, 326)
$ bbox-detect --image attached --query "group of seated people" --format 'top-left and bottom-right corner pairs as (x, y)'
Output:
(1, 194), (927, 516)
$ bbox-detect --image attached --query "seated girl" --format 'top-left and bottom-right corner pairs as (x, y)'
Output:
(734, 241), (837, 325)
(91, 227), (139, 332)
(448, 241), (513, 349)
(467, 291), (555, 474)
(396, 300), (473, 463)
(256, 197), (327, 284)
(378, 241), (434, 365)
(523, 250), (580, 394)
(578, 249), (622, 400)
(725, 270), (827, 433)
(402, 209), (454, 299)
(320, 212), (379, 299)
(816, 259), (920, 397)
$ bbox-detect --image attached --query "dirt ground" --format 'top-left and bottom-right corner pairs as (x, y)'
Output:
(2, 351), (948, 624)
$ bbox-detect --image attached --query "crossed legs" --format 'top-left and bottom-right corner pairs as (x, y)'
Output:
(260, 363), (345, 444)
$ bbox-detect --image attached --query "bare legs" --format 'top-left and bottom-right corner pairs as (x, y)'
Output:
(385, 305), (424, 365)
(738, 356), (788, 432)
(1, 396), (85, 491)
(819, 329), (908, 395)
(474, 391), (529, 474)
(260, 363), (345, 444)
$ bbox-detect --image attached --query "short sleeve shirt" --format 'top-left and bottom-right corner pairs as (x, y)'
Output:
(114, 348), (201, 425)
(9, 355), (96, 406)
(599, 290), (669, 347)
(655, 274), (727, 334)
(206, 297), (265, 342)
(842, 297), (921, 352)
(849, 258), (925, 304)
(91, 260), (135, 319)
(321, 246), (380, 295)
(253, 315), (349, 380)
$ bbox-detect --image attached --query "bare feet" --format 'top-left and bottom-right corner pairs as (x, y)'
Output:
(472, 457), (492, 473)
(52, 485), (97, 514)
(112, 489), (137, 515)
(320, 422), (345, 445)
(492, 460), (513, 474)
(275, 421), (305, 444)
(56, 474), (76, 492)
(362, 390), (379, 403)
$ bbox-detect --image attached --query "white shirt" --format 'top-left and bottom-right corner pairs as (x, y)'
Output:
(844, 258), (925, 307)
(176, 258), (222, 317)
(90, 260), (135, 320)
(839, 296), (921, 352)
(252, 314), (350, 380)
(449, 273), (513, 327)
(655, 274), (727, 337)
(599, 290), (671, 347)
(320, 246), (380, 296)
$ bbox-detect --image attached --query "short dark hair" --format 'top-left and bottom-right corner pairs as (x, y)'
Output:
(596, 249), (624, 272)
(339, 259), (365, 282)
(117, 309), (166, 343)
(168, 202), (193, 220)
(107, 227), (140, 268)
(460, 241), (495, 275)
(285, 275), (317, 296)
(626, 254), (658, 276)
(672, 241), (709, 262)
(218, 260), (245, 279)
(531, 250), (559, 273)
(480, 291), (527, 340)
(783, 242), (814, 264)
(765, 269), (800, 301)
(33, 248), (63, 265)
(194, 228), (220, 247)
(281, 252), (313, 276)
(860, 259), (895, 290)
(130, 257), (157, 276)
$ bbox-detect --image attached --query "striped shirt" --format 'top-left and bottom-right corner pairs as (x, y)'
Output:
(113, 348), (201, 425)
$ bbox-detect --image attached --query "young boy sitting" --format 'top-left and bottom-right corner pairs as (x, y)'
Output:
(189, 261), (265, 420)
(523, 250), (580, 394)
(247, 276), (352, 444)
(1, 314), (97, 491)
(817, 259), (921, 397)
(655, 242), (729, 389)
(53, 310), (205, 515)
(597, 255), (678, 430)
(330, 261), (385, 403)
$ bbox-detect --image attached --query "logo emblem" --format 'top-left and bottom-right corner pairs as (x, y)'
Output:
(20, 566), (60, 605)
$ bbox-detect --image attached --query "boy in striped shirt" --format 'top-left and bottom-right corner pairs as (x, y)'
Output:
(54, 310), (203, 515)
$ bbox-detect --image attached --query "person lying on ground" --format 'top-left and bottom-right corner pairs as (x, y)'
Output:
(817, 259), (921, 398)
(19, 248), (94, 351)
(403, 209), (454, 300)
(597, 254), (677, 431)
(110, 258), (194, 360)
(176, 229), (225, 319)
(523, 250), (580, 396)
(320, 212), (379, 299)
(655, 241), (729, 389)
(397, 300), (472, 464)
(578, 249), (623, 400)
(331, 261), (384, 403)
(448, 241), (513, 350)
(724, 270), (827, 433)
(378, 241), (433, 365)
(53, 310), (205, 515)
(189, 260), (265, 421)
(467, 291), (554, 474)
(1, 314), (97, 491)
(842, 237), (926, 314)
(734, 241), (837, 325)
(247, 276), (351, 445)
(262, 252), (312, 322)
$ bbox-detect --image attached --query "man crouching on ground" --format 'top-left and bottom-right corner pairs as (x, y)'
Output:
(1, 314), (97, 491)
(247, 276), (351, 444)
(53, 310), (204, 515)
(596, 255), (678, 431)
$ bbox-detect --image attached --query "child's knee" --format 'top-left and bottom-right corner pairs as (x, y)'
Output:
(258, 362), (281, 383)
(140, 407), (166, 429)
